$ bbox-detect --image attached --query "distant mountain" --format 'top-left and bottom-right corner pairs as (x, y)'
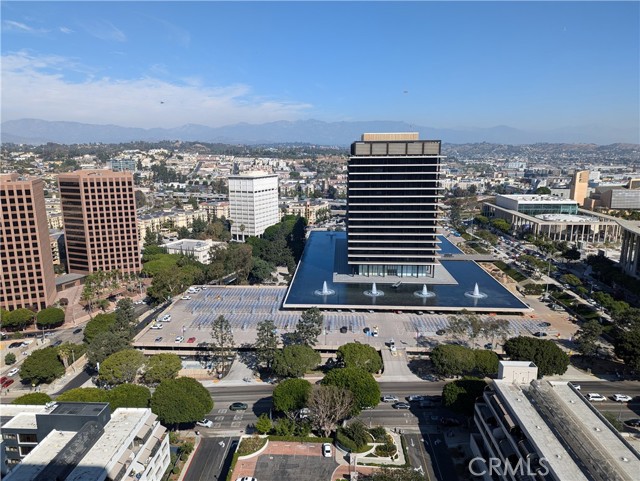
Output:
(1, 118), (636, 146)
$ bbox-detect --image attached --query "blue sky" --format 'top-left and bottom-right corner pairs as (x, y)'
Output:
(1, 1), (638, 142)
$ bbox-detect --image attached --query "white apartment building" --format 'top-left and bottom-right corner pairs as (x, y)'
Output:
(228, 172), (279, 241)
(1, 403), (170, 481)
(161, 238), (225, 264)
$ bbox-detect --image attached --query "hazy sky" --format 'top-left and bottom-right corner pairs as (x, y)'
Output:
(1, 1), (638, 141)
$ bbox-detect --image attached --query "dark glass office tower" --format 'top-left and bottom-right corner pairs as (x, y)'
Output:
(347, 133), (443, 278)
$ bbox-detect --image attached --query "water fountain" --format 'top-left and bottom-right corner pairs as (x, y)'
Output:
(414, 284), (436, 298)
(363, 282), (384, 297)
(465, 282), (488, 299)
(314, 281), (335, 296)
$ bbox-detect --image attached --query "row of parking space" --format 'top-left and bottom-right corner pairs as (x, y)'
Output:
(187, 312), (369, 332)
(404, 316), (554, 336)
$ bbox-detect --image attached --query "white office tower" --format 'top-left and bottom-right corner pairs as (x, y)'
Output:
(228, 172), (279, 241)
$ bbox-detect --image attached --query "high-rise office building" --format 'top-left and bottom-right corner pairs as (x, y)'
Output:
(569, 170), (589, 206)
(347, 133), (444, 278)
(228, 172), (279, 241)
(1, 174), (56, 311)
(58, 170), (140, 274)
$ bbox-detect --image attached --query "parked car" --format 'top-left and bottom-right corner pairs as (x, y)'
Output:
(230, 402), (248, 411)
(533, 331), (548, 337)
(322, 443), (332, 457)
(392, 402), (411, 410)
(570, 383), (581, 390)
(7, 367), (19, 377)
(180, 296), (192, 300)
(538, 322), (551, 327)
(623, 419), (640, 428)
(161, 314), (171, 322)
(155, 336), (163, 342)
(484, 343), (493, 350)
(436, 329), (446, 336)
(8, 342), (23, 349)
(73, 328), (83, 334)
(52, 340), (63, 347)
(382, 395), (399, 403)
(587, 393), (606, 402)
(1, 378), (15, 388)
(150, 324), (163, 330)
(613, 394), (632, 402)
(175, 336), (184, 343)
(235, 477), (257, 481)
(196, 418), (213, 428)
(187, 337), (196, 343)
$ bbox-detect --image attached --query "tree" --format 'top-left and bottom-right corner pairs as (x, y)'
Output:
(308, 385), (354, 437)
(272, 345), (321, 378)
(560, 273), (582, 287)
(321, 367), (380, 414)
(108, 383), (151, 410)
(254, 319), (279, 369)
(114, 298), (136, 339)
(614, 326), (640, 372)
(255, 413), (273, 434)
(491, 218), (511, 233)
(474, 349), (499, 376)
(535, 186), (551, 195)
(336, 343), (382, 373)
(442, 377), (488, 415)
(35, 307), (65, 328)
(250, 257), (275, 284)
(19, 347), (65, 385)
(447, 311), (484, 347)
(292, 307), (323, 346)
(430, 344), (476, 377)
(11, 393), (52, 405)
(135, 190), (147, 208)
(56, 387), (109, 403)
(503, 336), (569, 377)
(99, 349), (145, 385)
(56, 342), (86, 368)
(144, 353), (182, 385)
(2, 308), (35, 330)
(151, 377), (214, 427)
(272, 378), (312, 414)
(209, 315), (235, 373)
(574, 320), (603, 357)
(84, 313), (116, 344)
(5, 352), (16, 365)
(87, 331), (131, 368)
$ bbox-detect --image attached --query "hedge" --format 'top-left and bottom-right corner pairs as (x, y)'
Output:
(267, 435), (332, 443)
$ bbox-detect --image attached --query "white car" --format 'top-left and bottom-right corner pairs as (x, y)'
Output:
(161, 315), (171, 322)
(150, 324), (163, 330)
(7, 367), (19, 377)
(196, 418), (213, 428)
(613, 394), (632, 402)
(382, 395), (399, 403)
(587, 393), (606, 402)
(175, 336), (184, 343)
(180, 296), (192, 300)
(322, 443), (332, 457)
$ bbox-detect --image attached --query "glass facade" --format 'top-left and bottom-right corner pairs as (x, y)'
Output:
(517, 203), (578, 216)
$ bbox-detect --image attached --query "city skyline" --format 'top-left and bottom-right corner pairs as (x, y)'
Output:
(1, 1), (638, 144)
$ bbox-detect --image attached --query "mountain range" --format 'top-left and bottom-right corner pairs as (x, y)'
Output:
(1, 118), (636, 146)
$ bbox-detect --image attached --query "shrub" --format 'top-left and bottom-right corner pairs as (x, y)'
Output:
(369, 426), (387, 442)
(5, 352), (16, 365)
(179, 441), (194, 457)
(237, 436), (267, 456)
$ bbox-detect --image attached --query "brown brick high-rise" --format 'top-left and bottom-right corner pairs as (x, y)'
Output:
(58, 170), (140, 274)
(1, 174), (56, 311)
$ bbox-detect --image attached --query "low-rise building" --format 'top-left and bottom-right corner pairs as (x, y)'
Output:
(1, 402), (169, 481)
(160, 238), (225, 264)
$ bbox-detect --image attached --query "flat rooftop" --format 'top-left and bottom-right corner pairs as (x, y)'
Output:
(500, 194), (578, 204)
(535, 213), (600, 223)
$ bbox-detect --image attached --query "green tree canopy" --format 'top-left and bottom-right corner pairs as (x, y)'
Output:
(254, 319), (279, 369)
(150, 377), (214, 426)
(614, 326), (640, 372)
(56, 387), (109, 403)
(442, 377), (488, 415)
(503, 336), (569, 377)
(143, 353), (182, 385)
(430, 344), (476, 377)
(84, 313), (116, 344)
(209, 315), (235, 372)
(321, 367), (380, 414)
(574, 320), (603, 357)
(36, 307), (65, 328)
(99, 349), (145, 385)
(272, 345), (321, 378)
(2, 308), (35, 330)
(292, 307), (323, 346)
(272, 378), (312, 414)
(11, 393), (52, 405)
(473, 349), (499, 376)
(114, 298), (136, 339)
(337, 343), (382, 373)
(5, 352), (16, 365)
(108, 383), (151, 410)
(87, 330), (131, 368)
(19, 347), (65, 385)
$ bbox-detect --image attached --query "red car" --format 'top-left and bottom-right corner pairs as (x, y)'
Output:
(187, 337), (196, 343)
(2, 378), (15, 388)
(0, 376), (7, 384)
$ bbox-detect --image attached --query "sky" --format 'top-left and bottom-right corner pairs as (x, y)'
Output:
(1, 1), (639, 142)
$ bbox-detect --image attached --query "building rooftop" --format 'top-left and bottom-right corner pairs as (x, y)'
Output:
(535, 213), (600, 223)
(499, 194), (578, 204)
(228, 171), (278, 178)
(161, 238), (217, 251)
